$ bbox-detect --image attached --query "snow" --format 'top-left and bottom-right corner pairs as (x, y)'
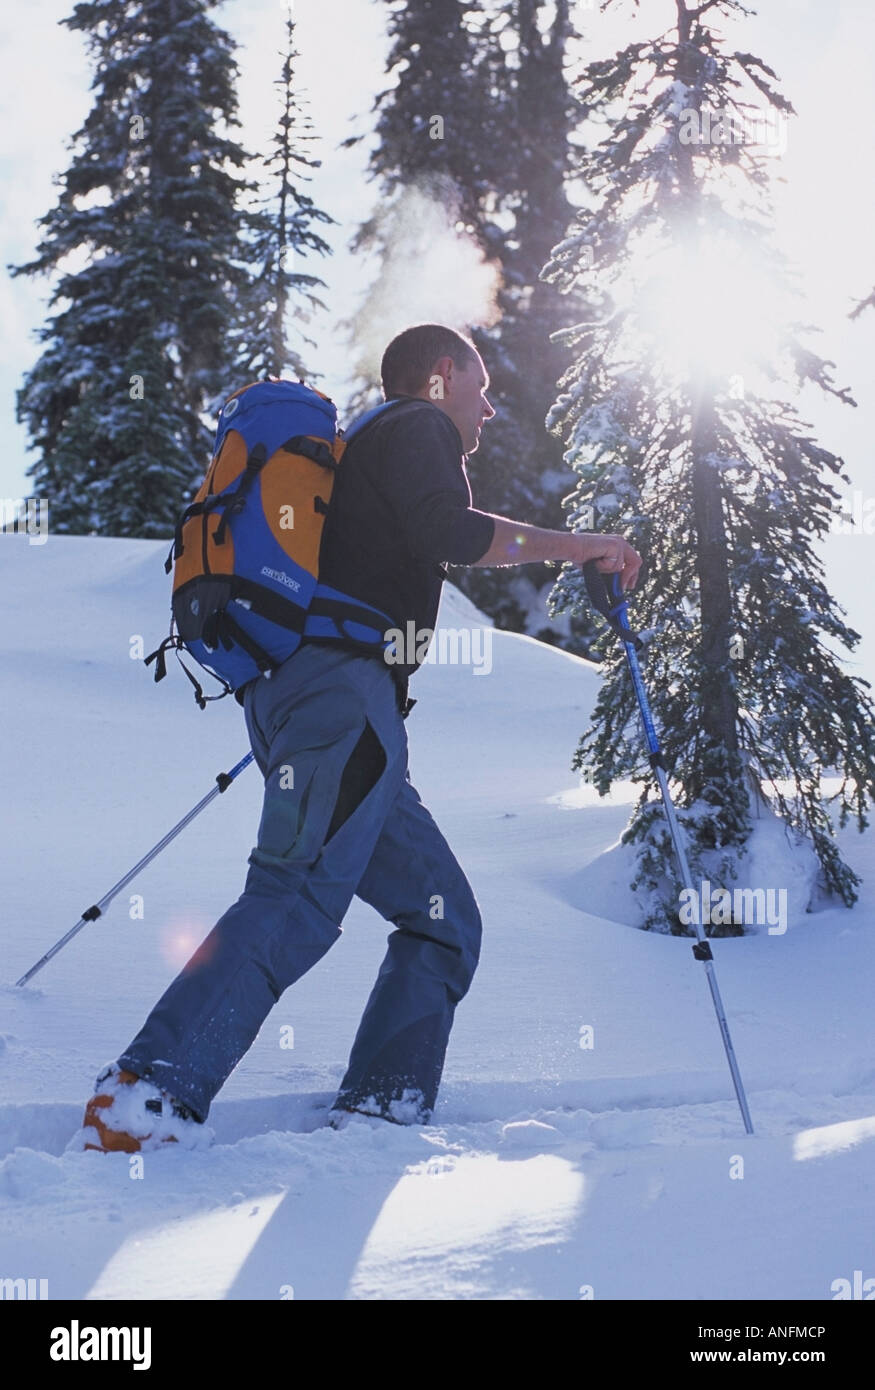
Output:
(664, 80), (692, 120)
(1, 535), (874, 1301)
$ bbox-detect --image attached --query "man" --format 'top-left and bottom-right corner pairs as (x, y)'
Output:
(81, 323), (640, 1151)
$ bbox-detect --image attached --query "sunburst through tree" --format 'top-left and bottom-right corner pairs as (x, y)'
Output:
(543, 0), (875, 930)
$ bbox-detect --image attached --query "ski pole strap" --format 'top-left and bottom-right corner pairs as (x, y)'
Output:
(582, 562), (643, 650)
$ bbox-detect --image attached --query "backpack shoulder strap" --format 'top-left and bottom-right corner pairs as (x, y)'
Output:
(342, 396), (433, 446)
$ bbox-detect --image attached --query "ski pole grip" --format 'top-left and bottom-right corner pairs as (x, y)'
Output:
(582, 561), (643, 649)
(582, 561), (615, 620)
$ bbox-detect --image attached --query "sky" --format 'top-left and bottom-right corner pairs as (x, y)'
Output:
(1, 0), (873, 672)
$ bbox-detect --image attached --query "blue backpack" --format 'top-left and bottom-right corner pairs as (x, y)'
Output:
(146, 380), (398, 708)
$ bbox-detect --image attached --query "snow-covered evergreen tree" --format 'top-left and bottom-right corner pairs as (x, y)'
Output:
(343, 0), (500, 398)
(542, 0), (875, 929)
(346, 0), (591, 646)
(348, 0), (505, 231)
(232, 14), (334, 384)
(463, 0), (589, 643)
(12, 0), (253, 537)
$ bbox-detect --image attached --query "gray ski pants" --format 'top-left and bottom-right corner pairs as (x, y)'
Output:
(118, 643), (482, 1123)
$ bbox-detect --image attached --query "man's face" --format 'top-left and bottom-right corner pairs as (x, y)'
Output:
(436, 351), (495, 453)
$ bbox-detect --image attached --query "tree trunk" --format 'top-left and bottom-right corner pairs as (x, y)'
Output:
(691, 384), (738, 753)
(676, 0), (739, 760)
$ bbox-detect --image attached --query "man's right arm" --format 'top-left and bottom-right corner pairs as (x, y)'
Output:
(471, 515), (642, 591)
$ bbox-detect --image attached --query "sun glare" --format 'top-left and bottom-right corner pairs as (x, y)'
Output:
(625, 233), (789, 393)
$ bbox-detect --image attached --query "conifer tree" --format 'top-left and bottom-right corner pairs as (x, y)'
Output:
(353, 0), (505, 231)
(232, 14), (334, 384)
(542, 0), (875, 928)
(347, 0), (589, 645)
(12, 0), (253, 537)
(463, 0), (586, 641)
(343, 0), (500, 402)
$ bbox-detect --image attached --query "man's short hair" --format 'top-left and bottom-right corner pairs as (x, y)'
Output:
(381, 324), (477, 399)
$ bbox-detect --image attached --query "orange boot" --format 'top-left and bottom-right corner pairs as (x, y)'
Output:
(80, 1064), (206, 1153)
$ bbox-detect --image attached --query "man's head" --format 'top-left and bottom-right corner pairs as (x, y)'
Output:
(380, 323), (495, 453)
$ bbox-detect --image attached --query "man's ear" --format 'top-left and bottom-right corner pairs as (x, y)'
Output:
(430, 355), (454, 390)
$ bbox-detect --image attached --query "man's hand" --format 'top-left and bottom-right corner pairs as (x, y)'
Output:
(572, 533), (642, 591)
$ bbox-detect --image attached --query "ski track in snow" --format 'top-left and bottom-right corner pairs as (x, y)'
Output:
(2, 1082), (875, 1300)
(2, 538), (874, 1300)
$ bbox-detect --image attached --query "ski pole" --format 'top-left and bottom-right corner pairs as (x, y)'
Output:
(583, 563), (754, 1135)
(15, 752), (255, 987)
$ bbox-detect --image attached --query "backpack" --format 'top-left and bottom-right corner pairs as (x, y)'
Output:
(145, 379), (398, 708)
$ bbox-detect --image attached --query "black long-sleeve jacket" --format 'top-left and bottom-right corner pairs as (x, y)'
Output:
(309, 397), (495, 702)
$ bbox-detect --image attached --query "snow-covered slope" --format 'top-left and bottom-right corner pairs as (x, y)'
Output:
(1, 536), (873, 1300)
